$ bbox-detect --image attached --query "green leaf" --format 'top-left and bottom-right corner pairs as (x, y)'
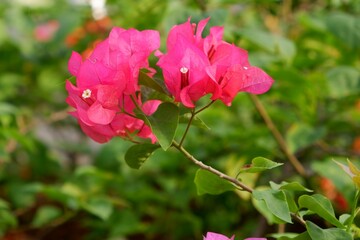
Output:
(241, 28), (296, 64)
(0, 209), (18, 229)
(139, 70), (168, 95)
(31, 206), (62, 227)
(252, 193), (287, 224)
(270, 181), (313, 192)
(286, 124), (326, 153)
(146, 102), (179, 150)
(179, 113), (210, 130)
(270, 232), (311, 240)
(325, 12), (360, 50)
(194, 169), (236, 195)
(124, 143), (160, 169)
(306, 221), (352, 240)
(339, 214), (351, 225)
(240, 157), (283, 173)
(82, 197), (113, 220)
(298, 194), (344, 228)
(252, 189), (292, 223)
(326, 66), (360, 98)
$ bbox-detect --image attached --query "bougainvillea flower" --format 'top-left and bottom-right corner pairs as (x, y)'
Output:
(66, 27), (160, 143)
(203, 232), (235, 240)
(157, 18), (274, 108)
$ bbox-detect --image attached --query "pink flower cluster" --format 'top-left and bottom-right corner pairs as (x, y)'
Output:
(66, 27), (161, 143)
(157, 18), (273, 107)
(204, 232), (267, 240)
(66, 18), (274, 143)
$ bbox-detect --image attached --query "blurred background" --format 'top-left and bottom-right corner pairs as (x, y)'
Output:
(1, 0), (360, 239)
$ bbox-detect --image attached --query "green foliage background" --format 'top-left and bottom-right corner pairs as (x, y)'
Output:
(0, 0), (360, 239)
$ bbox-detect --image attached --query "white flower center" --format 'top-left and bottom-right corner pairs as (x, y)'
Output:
(82, 89), (92, 99)
(243, 66), (248, 70)
(180, 67), (189, 74)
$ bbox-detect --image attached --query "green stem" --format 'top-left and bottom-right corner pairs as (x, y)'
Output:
(179, 108), (195, 147)
(172, 140), (306, 226)
(172, 140), (253, 192)
(347, 190), (360, 232)
(195, 100), (215, 115)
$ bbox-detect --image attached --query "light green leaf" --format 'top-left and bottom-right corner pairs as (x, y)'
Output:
(252, 189), (292, 223)
(124, 144), (160, 169)
(286, 124), (326, 153)
(240, 157), (283, 173)
(270, 181), (313, 192)
(146, 102), (179, 150)
(270, 232), (311, 240)
(306, 221), (352, 240)
(241, 28), (296, 64)
(31, 206), (62, 227)
(82, 197), (113, 220)
(194, 169), (236, 195)
(298, 194), (344, 228)
(252, 193), (287, 224)
(326, 12), (360, 50)
(0, 209), (18, 228)
(339, 214), (351, 225)
(326, 66), (360, 98)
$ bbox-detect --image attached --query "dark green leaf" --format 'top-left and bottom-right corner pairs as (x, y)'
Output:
(125, 144), (160, 169)
(240, 157), (283, 173)
(194, 169), (236, 195)
(252, 189), (292, 223)
(139, 70), (168, 95)
(146, 102), (179, 150)
(306, 221), (352, 240)
(299, 194), (344, 228)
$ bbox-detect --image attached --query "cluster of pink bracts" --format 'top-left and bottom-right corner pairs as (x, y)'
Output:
(66, 18), (274, 143)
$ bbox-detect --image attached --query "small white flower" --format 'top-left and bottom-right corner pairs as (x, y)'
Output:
(82, 89), (92, 99)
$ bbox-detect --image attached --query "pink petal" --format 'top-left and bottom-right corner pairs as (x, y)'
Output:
(137, 125), (157, 143)
(238, 66), (274, 94)
(142, 100), (161, 116)
(210, 43), (249, 66)
(87, 101), (116, 125)
(203, 232), (235, 240)
(166, 19), (194, 52)
(68, 51), (82, 76)
(96, 84), (122, 108)
(78, 120), (114, 143)
(220, 65), (274, 105)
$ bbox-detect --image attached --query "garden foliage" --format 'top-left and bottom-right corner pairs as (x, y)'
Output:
(1, 0), (360, 239)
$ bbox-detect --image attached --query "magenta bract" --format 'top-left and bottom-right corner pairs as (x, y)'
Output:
(157, 18), (274, 108)
(66, 27), (160, 143)
(203, 232), (235, 240)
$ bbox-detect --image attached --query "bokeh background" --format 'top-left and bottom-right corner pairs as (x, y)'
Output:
(1, 0), (360, 239)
